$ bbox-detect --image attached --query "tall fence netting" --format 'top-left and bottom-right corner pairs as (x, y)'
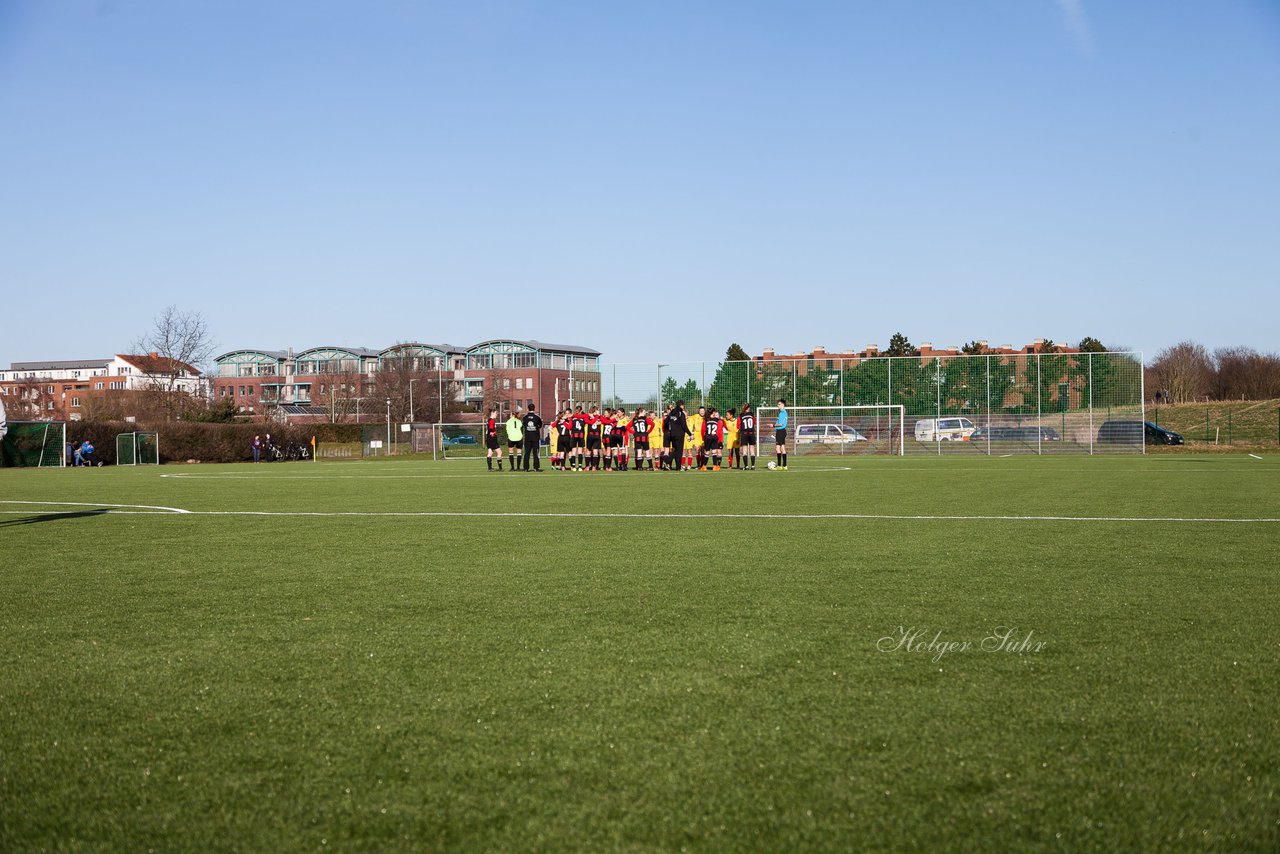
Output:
(598, 352), (1144, 455)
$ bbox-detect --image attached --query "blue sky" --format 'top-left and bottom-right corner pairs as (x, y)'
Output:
(1, 1), (1277, 367)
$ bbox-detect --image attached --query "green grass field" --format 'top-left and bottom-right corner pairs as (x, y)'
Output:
(2, 455), (1278, 851)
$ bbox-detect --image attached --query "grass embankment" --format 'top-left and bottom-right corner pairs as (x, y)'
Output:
(1148, 398), (1280, 446)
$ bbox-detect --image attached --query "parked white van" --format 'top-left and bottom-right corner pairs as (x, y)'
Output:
(914, 417), (976, 442)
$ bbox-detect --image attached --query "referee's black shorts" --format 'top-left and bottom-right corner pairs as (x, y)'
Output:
(775, 427), (787, 446)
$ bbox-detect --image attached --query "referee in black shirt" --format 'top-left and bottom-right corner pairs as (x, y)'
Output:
(521, 405), (544, 472)
(664, 400), (692, 472)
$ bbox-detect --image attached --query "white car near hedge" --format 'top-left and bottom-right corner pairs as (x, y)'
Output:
(913, 417), (977, 442)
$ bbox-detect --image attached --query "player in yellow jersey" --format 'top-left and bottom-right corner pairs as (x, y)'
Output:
(686, 406), (704, 471)
(650, 407), (665, 469)
(723, 407), (740, 469)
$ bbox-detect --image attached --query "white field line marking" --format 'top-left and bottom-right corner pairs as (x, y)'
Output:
(160, 467), (854, 479)
(3, 505), (1276, 523)
(0, 500), (191, 514)
(1249, 453), (1263, 460)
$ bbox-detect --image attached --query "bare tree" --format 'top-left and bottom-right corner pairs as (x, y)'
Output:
(481, 367), (514, 418)
(1148, 341), (1213, 403)
(314, 369), (363, 423)
(1212, 347), (1280, 401)
(377, 345), (455, 424)
(131, 306), (216, 419)
(2, 377), (46, 420)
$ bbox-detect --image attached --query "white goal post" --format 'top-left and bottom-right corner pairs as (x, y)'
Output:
(756, 405), (905, 456)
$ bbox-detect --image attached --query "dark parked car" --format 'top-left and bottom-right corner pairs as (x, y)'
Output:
(971, 425), (1060, 442)
(1097, 420), (1184, 445)
(442, 434), (478, 447)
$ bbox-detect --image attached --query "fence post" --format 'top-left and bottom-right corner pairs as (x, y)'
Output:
(1087, 353), (1094, 455)
(985, 355), (992, 456)
(1228, 408), (1233, 444)
(1036, 354), (1042, 455)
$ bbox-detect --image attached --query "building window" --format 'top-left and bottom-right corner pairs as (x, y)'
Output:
(71, 397), (80, 407)
(513, 353), (536, 368)
(514, 378), (522, 390)
(503, 378), (510, 389)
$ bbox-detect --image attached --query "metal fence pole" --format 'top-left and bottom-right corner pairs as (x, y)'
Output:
(985, 355), (992, 456)
(1029, 355), (1039, 458)
(935, 358), (942, 456)
(1087, 353), (1094, 455)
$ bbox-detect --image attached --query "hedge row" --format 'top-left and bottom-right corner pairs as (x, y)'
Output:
(68, 421), (363, 465)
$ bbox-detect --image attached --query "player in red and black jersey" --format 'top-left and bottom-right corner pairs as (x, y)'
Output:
(568, 405), (588, 471)
(599, 408), (617, 470)
(554, 410), (571, 470)
(630, 408), (654, 470)
(484, 408), (502, 471)
(585, 406), (603, 470)
(701, 408), (725, 471)
(738, 403), (758, 470)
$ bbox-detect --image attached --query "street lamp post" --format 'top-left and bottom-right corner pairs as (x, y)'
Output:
(657, 363), (668, 410)
(386, 398), (391, 452)
(409, 378), (417, 424)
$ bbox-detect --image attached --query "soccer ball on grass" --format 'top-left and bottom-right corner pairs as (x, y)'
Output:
(767, 461), (777, 470)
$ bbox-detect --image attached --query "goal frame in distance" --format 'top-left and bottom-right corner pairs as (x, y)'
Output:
(116, 431), (161, 465)
(756, 405), (905, 456)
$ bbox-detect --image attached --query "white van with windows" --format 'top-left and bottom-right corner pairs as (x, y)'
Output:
(914, 417), (976, 442)
(795, 424), (868, 444)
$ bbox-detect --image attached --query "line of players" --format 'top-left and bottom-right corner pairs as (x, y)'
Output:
(542, 401), (765, 471)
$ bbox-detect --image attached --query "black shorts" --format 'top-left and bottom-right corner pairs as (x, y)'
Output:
(704, 438), (722, 452)
(485, 435), (499, 450)
(508, 439), (521, 450)
(634, 438), (649, 450)
(571, 434), (585, 449)
(775, 428), (787, 446)
(741, 432), (757, 446)
(587, 434), (601, 450)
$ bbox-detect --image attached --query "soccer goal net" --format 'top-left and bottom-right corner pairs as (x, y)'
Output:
(756, 405), (905, 456)
(116, 432), (160, 465)
(0, 421), (67, 468)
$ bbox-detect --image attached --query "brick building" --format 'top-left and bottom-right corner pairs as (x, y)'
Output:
(211, 339), (601, 422)
(0, 355), (203, 421)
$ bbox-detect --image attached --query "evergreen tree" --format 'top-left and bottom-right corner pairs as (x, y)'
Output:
(885, 333), (918, 357)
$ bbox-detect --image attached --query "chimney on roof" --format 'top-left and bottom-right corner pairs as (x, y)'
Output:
(813, 346), (826, 355)
(920, 342), (933, 350)
(1033, 338), (1045, 345)
(866, 344), (878, 353)
(763, 348), (775, 358)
